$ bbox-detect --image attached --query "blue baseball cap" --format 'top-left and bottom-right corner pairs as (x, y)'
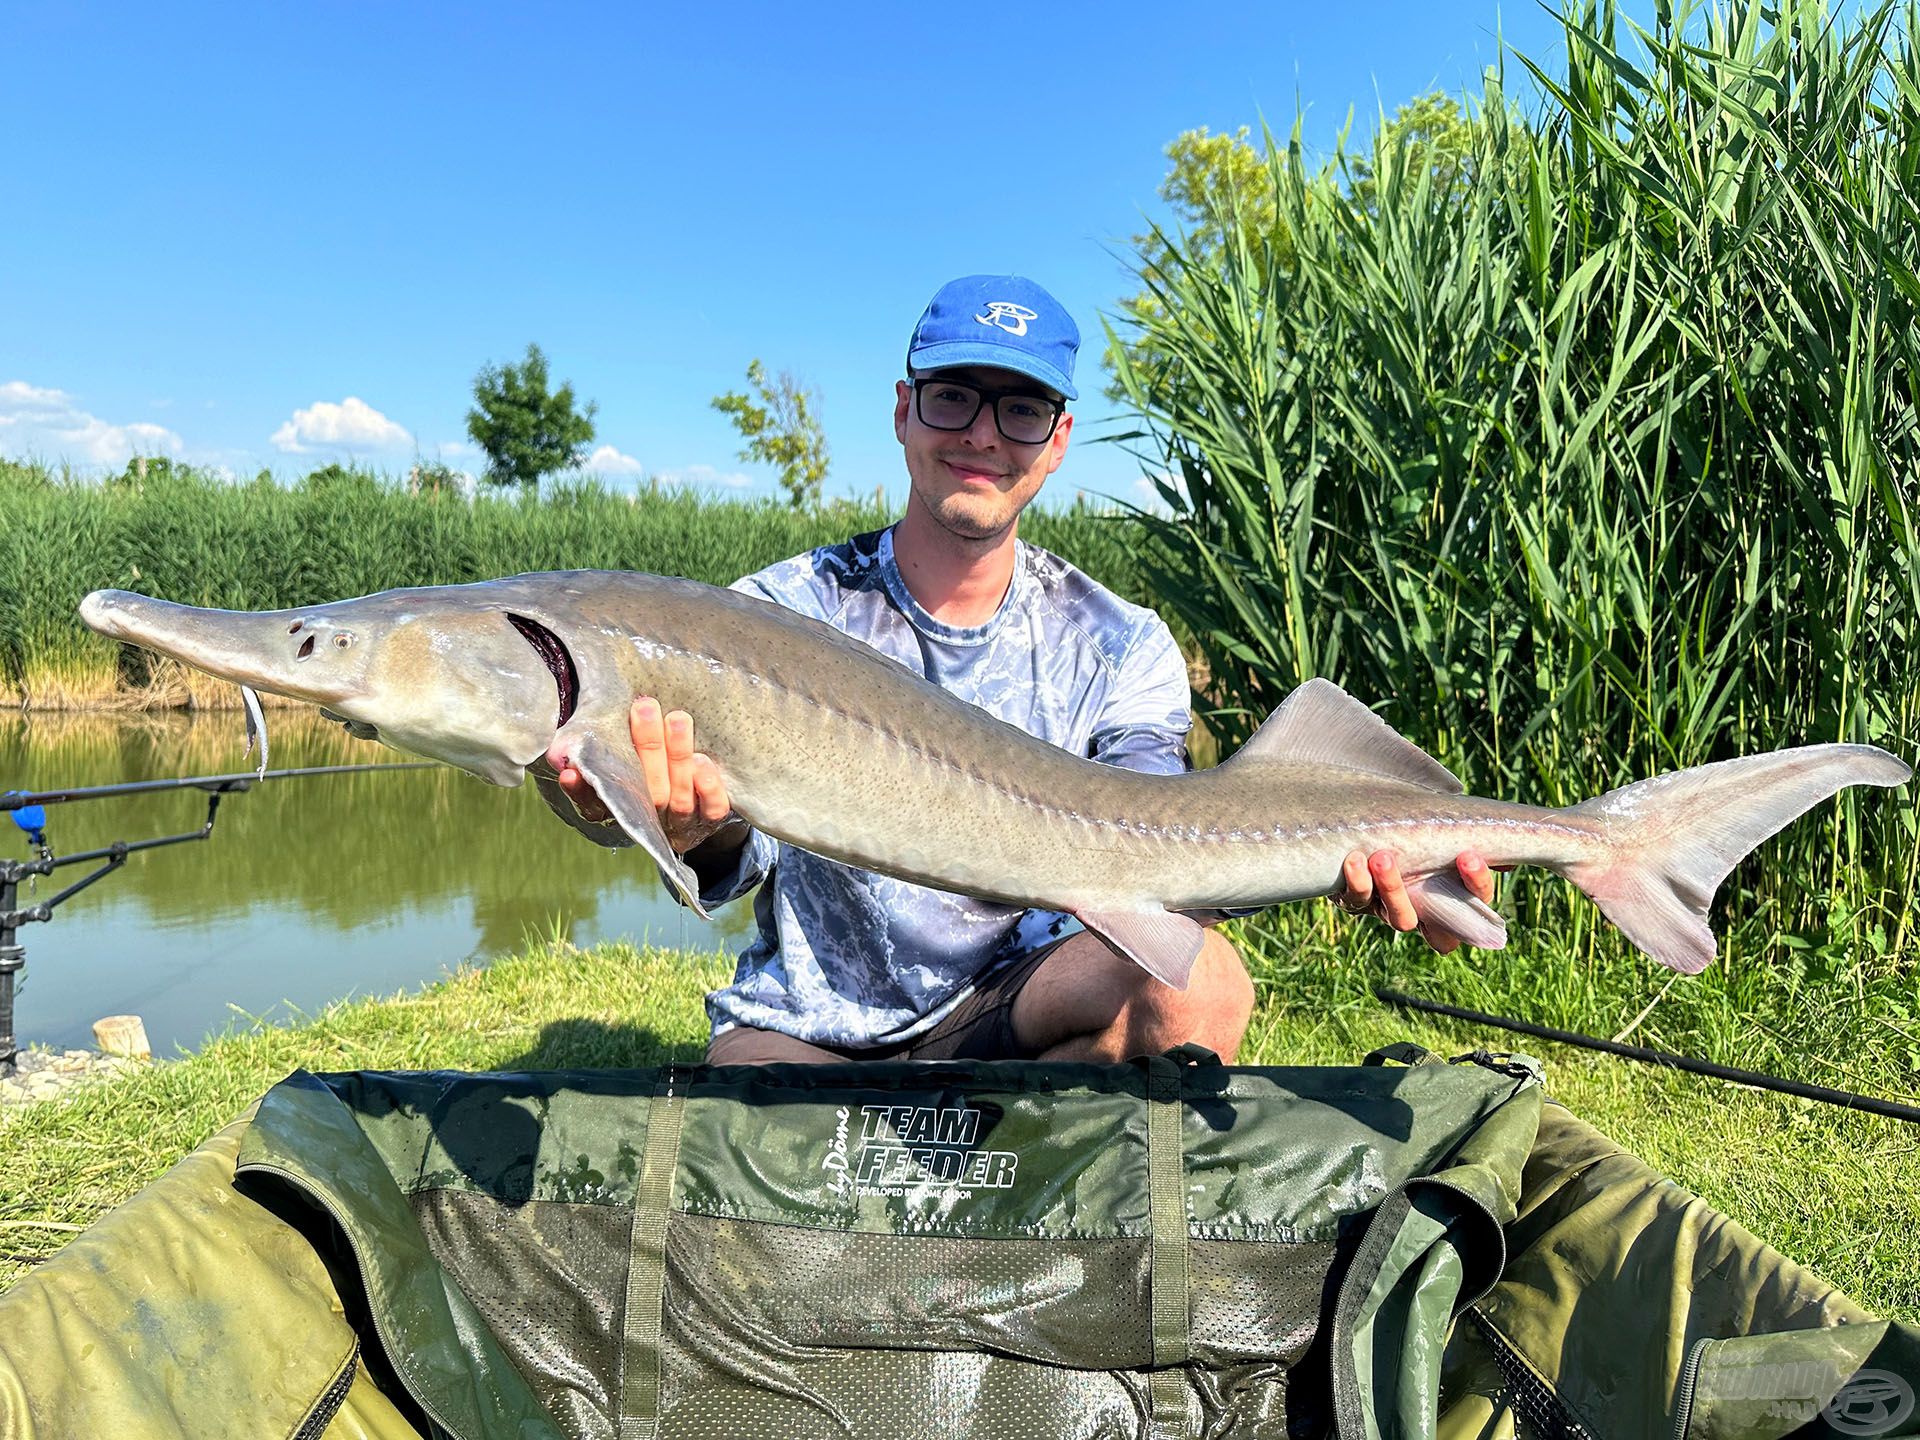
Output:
(906, 275), (1079, 401)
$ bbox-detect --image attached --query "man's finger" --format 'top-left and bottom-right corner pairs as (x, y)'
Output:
(630, 697), (670, 807)
(664, 710), (696, 816)
(1457, 851), (1499, 905)
(1368, 850), (1419, 931)
(1340, 850), (1373, 910)
(691, 754), (731, 823)
(559, 764), (609, 823)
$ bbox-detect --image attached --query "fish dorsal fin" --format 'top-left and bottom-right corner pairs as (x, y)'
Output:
(1227, 678), (1464, 793)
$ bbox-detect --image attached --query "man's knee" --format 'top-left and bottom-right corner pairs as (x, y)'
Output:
(1130, 930), (1255, 1055)
(1010, 926), (1256, 1062)
(1164, 930), (1254, 1014)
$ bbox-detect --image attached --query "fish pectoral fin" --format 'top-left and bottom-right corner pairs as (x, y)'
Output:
(1403, 870), (1507, 949)
(567, 733), (713, 920)
(1074, 907), (1206, 991)
(1229, 677), (1464, 792)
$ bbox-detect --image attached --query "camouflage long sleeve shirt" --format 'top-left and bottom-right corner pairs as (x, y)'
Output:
(689, 525), (1194, 1049)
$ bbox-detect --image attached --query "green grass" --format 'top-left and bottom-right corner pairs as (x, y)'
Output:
(1, 934), (1912, 1321)
(0, 942), (728, 1289)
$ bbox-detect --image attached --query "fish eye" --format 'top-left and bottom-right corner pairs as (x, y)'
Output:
(333, 633), (354, 649)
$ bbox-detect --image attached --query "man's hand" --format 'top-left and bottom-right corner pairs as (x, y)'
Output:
(1337, 849), (1506, 954)
(557, 697), (738, 855)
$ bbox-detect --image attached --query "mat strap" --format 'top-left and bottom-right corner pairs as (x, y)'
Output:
(1144, 1052), (1192, 1436)
(621, 1065), (688, 1440)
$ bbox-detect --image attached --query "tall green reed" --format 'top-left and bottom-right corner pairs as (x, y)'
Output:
(1111, 0), (1920, 1078)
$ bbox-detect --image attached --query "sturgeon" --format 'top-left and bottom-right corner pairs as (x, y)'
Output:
(80, 571), (1910, 988)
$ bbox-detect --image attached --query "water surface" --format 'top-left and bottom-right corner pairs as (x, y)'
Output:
(1, 712), (747, 1055)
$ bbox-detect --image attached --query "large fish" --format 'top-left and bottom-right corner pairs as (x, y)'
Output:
(80, 572), (1909, 987)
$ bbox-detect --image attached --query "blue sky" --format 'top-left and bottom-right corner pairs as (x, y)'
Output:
(3, 2), (1577, 510)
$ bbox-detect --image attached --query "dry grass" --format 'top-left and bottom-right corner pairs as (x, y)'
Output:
(13, 655), (285, 711)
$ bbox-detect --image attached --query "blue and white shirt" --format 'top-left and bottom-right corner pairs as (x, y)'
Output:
(693, 526), (1194, 1049)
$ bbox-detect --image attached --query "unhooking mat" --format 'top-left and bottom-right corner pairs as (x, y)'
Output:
(0, 1045), (1913, 1440)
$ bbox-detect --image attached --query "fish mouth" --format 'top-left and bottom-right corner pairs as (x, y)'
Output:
(320, 707), (381, 742)
(507, 614), (578, 727)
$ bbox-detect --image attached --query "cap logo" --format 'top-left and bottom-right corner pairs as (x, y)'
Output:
(974, 301), (1037, 337)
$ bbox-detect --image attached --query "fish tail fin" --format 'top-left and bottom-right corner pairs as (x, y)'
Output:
(1559, 744), (1909, 973)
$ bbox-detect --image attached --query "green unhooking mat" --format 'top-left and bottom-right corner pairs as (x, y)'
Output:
(0, 1046), (1913, 1439)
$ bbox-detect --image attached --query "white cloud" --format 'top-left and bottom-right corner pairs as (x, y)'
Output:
(655, 463), (753, 492)
(270, 396), (411, 454)
(0, 380), (184, 467)
(0, 380), (73, 415)
(1131, 471), (1189, 515)
(581, 444), (644, 478)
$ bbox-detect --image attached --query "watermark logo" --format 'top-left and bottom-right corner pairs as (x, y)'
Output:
(1822, 1370), (1915, 1436)
(975, 302), (1037, 337)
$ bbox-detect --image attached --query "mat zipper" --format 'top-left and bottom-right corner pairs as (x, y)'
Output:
(238, 1159), (473, 1440)
(1670, 1336), (1711, 1440)
(292, 1339), (360, 1440)
(1467, 1309), (1596, 1440)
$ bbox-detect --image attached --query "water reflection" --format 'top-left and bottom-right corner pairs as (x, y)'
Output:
(1, 711), (748, 1054)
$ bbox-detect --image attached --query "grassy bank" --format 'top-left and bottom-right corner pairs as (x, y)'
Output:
(0, 457), (1152, 708)
(1, 935), (1913, 1321)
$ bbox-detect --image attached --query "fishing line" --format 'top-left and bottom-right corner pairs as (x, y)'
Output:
(1373, 985), (1920, 1125)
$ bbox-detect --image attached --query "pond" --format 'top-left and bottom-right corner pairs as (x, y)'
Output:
(0, 710), (749, 1056)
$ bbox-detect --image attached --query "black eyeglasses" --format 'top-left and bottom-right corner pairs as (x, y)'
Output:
(911, 378), (1065, 445)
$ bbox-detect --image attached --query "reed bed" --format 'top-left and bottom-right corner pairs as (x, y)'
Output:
(1112, 0), (1920, 1091)
(0, 460), (1147, 707)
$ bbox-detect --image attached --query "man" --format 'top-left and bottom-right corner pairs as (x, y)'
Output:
(557, 275), (1498, 1064)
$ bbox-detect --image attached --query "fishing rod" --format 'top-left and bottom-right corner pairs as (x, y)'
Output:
(0, 763), (433, 809)
(1374, 985), (1920, 1126)
(0, 762), (434, 1077)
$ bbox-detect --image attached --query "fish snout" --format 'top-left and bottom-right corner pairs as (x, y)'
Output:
(78, 588), (366, 705)
(79, 589), (140, 641)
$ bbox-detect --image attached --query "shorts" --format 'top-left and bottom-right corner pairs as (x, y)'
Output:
(704, 936), (1067, 1066)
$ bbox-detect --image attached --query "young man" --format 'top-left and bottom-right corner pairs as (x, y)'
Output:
(557, 275), (1498, 1064)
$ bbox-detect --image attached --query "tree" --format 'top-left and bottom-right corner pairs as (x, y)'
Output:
(1108, 99), (1485, 395)
(466, 343), (597, 490)
(1138, 125), (1291, 278)
(1347, 92), (1482, 213)
(711, 360), (830, 509)
(1105, 125), (1291, 399)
